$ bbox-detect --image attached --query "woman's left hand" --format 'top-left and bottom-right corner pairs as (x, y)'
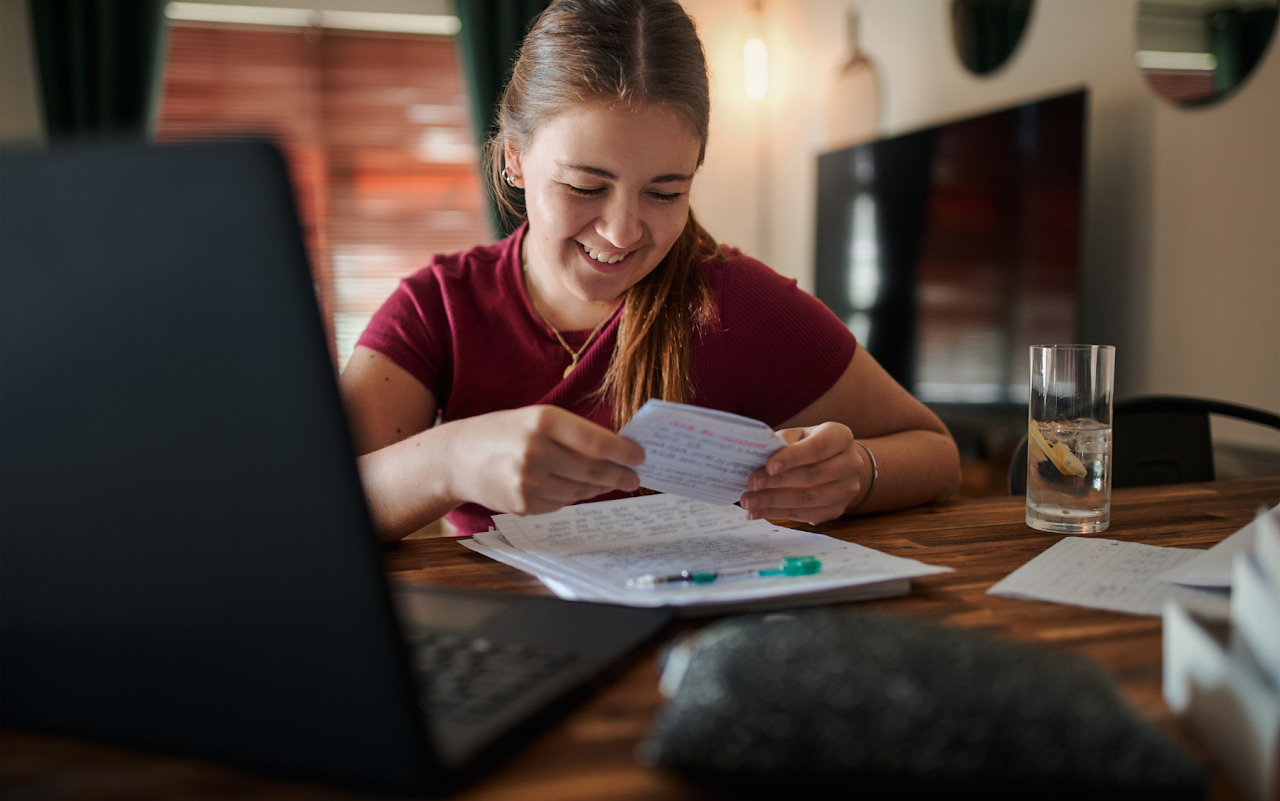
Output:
(739, 422), (864, 524)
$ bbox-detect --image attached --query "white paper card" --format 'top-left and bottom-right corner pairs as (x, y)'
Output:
(1163, 601), (1280, 801)
(1256, 509), (1280, 588)
(989, 537), (1229, 617)
(618, 399), (785, 506)
(1158, 505), (1278, 588)
(1232, 554), (1280, 689)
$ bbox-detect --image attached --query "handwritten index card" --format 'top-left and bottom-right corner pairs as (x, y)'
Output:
(988, 537), (1228, 617)
(619, 399), (785, 505)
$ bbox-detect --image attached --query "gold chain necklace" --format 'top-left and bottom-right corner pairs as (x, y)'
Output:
(522, 242), (613, 379)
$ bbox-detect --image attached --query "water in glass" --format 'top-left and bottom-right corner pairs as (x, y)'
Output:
(1026, 418), (1112, 533)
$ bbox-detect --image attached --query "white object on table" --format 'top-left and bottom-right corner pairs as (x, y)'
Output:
(1158, 505), (1278, 588)
(987, 537), (1228, 617)
(1164, 597), (1279, 801)
(617, 399), (785, 506)
(460, 493), (949, 613)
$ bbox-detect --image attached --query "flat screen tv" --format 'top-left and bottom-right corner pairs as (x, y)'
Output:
(814, 89), (1086, 411)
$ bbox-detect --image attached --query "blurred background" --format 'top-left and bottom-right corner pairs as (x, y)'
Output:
(1, 0), (1276, 497)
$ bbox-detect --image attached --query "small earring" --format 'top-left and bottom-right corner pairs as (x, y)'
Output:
(502, 168), (519, 187)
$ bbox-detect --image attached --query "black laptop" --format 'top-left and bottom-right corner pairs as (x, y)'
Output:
(0, 140), (671, 794)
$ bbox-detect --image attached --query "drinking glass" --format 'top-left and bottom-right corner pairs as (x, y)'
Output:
(1026, 345), (1115, 534)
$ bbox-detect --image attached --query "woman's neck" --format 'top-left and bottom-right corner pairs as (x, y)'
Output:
(521, 237), (622, 332)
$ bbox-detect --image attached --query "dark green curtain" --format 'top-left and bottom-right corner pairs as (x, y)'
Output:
(29, 0), (169, 140)
(952, 0), (1032, 77)
(1208, 7), (1278, 99)
(1209, 9), (1245, 96)
(455, 0), (550, 237)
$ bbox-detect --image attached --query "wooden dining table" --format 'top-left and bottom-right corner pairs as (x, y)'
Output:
(4, 476), (1277, 800)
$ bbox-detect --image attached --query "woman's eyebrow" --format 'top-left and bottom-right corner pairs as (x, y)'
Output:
(557, 162), (694, 184)
(650, 172), (695, 184)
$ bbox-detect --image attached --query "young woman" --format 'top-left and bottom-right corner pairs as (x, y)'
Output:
(340, 0), (961, 542)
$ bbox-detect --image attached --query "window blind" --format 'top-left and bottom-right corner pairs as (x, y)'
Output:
(157, 20), (491, 368)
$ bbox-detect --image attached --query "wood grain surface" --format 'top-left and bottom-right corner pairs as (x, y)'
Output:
(5, 477), (1277, 800)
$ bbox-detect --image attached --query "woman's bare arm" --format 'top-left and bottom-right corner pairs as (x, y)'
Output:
(740, 347), (961, 521)
(340, 347), (439, 457)
(339, 347), (451, 540)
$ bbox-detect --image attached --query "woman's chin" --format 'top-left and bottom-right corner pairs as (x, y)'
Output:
(569, 272), (643, 307)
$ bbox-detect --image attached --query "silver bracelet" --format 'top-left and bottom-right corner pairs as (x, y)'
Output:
(847, 439), (878, 514)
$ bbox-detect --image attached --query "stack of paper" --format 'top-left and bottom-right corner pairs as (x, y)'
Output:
(461, 493), (952, 616)
(1164, 506), (1280, 801)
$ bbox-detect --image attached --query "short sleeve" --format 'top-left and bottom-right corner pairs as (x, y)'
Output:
(704, 252), (857, 427)
(355, 267), (451, 402)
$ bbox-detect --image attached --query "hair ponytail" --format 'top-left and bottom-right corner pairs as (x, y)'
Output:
(598, 210), (720, 430)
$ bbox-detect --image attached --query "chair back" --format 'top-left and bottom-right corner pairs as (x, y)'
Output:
(1008, 396), (1280, 494)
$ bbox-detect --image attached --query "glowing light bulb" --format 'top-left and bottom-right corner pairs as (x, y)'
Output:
(744, 37), (768, 100)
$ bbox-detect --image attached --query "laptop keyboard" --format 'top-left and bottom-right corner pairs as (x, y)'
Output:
(407, 630), (583, 724)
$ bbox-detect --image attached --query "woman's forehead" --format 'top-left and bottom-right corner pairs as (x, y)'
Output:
(521, 102), (702, 177)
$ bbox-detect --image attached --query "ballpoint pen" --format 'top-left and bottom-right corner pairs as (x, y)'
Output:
(625, 556), (821, 590)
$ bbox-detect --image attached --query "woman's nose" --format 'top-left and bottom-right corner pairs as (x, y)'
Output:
(597, 196), (643, 250)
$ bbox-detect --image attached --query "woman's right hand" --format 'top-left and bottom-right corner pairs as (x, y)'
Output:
(439, 405), (645, 517)
(341, 348), (645, 540)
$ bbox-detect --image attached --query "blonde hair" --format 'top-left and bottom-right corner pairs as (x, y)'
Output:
(485, 0), (721, 430)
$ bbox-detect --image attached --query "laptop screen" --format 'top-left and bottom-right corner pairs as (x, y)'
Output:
(0, 141), (439, 792)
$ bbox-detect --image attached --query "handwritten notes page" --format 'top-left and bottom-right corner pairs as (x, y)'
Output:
(988, 537), (1229, 617)
(459, 493), (950, 612)
(618, 399), (785, 506)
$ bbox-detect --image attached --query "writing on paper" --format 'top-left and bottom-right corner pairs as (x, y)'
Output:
(988, 537), (1228, 617)
(489, 493), (952, 605)
(619, 399), (785, 506)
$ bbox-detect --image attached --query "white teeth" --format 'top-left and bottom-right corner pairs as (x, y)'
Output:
(581, 243), (627, 264)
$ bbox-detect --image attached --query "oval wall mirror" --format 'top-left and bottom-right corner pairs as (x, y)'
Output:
(1136, 0), (1278, 107)
(952, 0), (1034, 76)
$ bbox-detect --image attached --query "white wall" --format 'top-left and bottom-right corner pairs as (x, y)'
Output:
(685, 0), (1279, 450)
(1148, 50), (1280, 447)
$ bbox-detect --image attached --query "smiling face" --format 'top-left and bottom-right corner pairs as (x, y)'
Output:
(505, 102), (702, 329)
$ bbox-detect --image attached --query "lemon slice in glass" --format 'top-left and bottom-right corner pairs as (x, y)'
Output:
(1028, 421), (1088, 477)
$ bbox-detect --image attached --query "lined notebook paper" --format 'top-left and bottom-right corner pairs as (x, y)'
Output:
(461, 493), (951, 615)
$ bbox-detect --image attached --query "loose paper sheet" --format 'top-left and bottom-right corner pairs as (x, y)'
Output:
(1157, 504), (1278, 588)
(988, 537), (1229, 617)
(461, 493), (950, 609)
(618, 399), (785, 506)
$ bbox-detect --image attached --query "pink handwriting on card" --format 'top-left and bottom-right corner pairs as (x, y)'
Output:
(720, 436), (767, 449)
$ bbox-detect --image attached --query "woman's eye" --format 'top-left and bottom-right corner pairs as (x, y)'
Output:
(649, 191), (682, 203)
(566, 185), (606, 197)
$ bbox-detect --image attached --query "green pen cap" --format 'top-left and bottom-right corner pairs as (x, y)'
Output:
(759, 556), (821, 576)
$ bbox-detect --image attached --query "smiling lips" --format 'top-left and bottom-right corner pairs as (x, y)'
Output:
(579, 241), (630, 264)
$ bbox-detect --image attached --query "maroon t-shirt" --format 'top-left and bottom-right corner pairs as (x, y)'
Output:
(357, 225), (857, 534)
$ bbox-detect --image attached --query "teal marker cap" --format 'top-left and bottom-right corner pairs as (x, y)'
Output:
(759, 556), (821, 576)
